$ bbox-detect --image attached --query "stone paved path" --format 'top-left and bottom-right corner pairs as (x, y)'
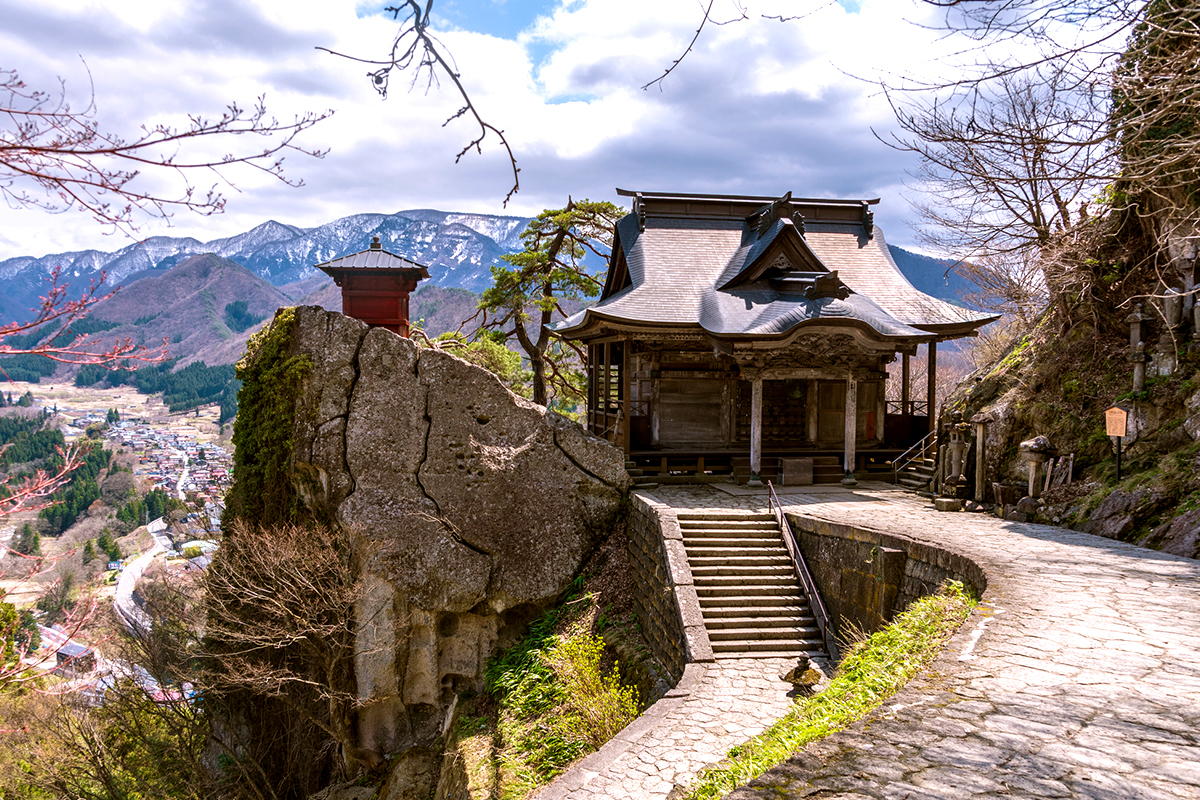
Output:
(732, 484), (1200, 800)
(535, 657), (798, 800)
(537, 483), (1200, 800)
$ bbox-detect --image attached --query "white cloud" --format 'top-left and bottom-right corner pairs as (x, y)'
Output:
(0, 0), (1028, 260)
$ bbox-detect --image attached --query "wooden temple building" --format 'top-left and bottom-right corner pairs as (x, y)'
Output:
(316, 235), (430, 336)
(552, 190), (997, 484)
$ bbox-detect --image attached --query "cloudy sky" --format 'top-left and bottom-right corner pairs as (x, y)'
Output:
(1, 0), (1000, 259)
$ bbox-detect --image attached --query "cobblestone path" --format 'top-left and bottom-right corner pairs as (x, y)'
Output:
(537, 484), (1200, 800)
(535, 657), (797, 800)
(733, 484), (1200, 800)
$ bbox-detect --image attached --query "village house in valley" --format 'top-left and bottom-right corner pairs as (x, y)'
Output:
(553, 190), (997, 483)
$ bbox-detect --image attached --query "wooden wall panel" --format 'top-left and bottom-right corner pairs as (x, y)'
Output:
(659, 379), (723, 444)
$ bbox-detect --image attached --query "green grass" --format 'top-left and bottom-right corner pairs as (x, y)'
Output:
(462, 580), (643, 800)
(684, 581), (977, 800)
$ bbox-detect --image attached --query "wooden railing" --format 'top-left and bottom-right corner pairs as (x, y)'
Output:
(767, 480), (838, 662)
(886, 399), (930, 416)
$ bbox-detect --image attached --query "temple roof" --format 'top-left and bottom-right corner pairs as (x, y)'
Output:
(315, 235), (431, 277)
(553, 191), (997, 344)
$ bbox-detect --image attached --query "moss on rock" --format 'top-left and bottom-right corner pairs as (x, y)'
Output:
(224, 307), (312, 530)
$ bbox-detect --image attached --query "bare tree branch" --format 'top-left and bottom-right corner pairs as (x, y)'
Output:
(318, 0), (520, 205)
(0, 67), (331, 237)
(643, 1), (721, 91)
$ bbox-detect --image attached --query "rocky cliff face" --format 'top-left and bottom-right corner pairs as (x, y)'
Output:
(939, 319), (1200, 559)
(285, 307), (628, 789)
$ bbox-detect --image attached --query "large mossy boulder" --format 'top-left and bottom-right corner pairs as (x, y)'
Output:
(280, 306), (628, 784)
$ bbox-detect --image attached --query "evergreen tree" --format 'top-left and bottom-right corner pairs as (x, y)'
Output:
(478, 199), (623, 407)
(82, 539), (96, 564)
(13, 524), (40, 556)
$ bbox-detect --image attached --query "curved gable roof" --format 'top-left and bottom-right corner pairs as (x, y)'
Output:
(557, 192), (997, 343)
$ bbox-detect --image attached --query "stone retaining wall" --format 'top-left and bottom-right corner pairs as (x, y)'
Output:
(785, 511), (987, 644)
(627, 493), (713, 684)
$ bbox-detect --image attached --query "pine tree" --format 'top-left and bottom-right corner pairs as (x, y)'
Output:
(82, 539), (96, 564)
(13, 524), (40, 556)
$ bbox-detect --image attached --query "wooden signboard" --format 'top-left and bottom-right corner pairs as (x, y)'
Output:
(1105, 405), (1129, 438)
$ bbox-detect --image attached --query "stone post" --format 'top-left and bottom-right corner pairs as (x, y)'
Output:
(946, 411), (967, 484)
(1182, 237), (1199, 333)
(971, 412), (991, 503)
(1126, 304), (1150, 392)
(1164, 287), (1184, 330)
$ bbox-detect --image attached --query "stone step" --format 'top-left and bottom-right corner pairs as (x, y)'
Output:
(695, 583), (802, 599)
(700, 601), (811, 616)
(687, 554), (793, 568)
(684, 546), (787, 560)
(690, 566), (795, 580)
(708, 625), (821, 641)
(676, 515), (777, 527)
(685, 543), (789, 555)
(693, 572), (796, 586)
(680, 525), (779, 535)
(626, 468), (644, 477)
(711, 638), (826, 654)
(704, 615), (814, 629)
(678, 520), (779, 531)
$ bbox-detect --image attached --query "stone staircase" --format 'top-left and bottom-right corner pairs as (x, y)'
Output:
(678, 510), (826, 659)
(895, 456), (937, 492)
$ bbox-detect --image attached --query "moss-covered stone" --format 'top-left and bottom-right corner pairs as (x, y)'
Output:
(223, 307), (312, 530)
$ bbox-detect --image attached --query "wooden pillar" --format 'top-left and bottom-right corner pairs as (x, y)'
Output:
(805, 380), (819, 442)
(926, 342), (938, 433)
(844, 374), (857, 479)
(901, 353), (911, 414)
(876, 382), (886, 444)
(650, 351), (661, 446)
(602, 343), (611, 438)
(587, 345), (597, 434)
(749, 378), (764, 486)
(720, 379), (733, 445)
(620, 342), (631, 454)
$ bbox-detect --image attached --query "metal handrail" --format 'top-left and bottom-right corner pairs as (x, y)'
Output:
(767, 480), (838, 662)
(892, 429), (937, 483)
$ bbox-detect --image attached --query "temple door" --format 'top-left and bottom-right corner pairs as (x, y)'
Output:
(817, 381), (845, 443)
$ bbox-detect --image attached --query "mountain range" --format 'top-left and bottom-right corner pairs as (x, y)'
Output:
(0, 210), (529, 326)
(0, 209), (974, 373)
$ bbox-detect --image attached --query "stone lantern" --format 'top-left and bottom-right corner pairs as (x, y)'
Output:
(943, 410), (972, 499)
(316, 235), (430, 336)
(1019, 435), (1056, 499)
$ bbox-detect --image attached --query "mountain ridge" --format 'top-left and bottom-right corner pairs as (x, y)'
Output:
(0, 209), (973, 330)
(0, 209), (535, 325)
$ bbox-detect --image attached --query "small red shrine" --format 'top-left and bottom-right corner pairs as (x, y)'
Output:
(315, 235), (430, 336)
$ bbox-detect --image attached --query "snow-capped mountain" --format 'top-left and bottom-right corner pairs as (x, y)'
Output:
(0, 209), (532, 325)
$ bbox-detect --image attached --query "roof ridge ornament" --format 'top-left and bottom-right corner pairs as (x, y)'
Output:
(805, 270), (853, 300)
(748, 192), (795, 237)
(860, 201), (875, 239)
